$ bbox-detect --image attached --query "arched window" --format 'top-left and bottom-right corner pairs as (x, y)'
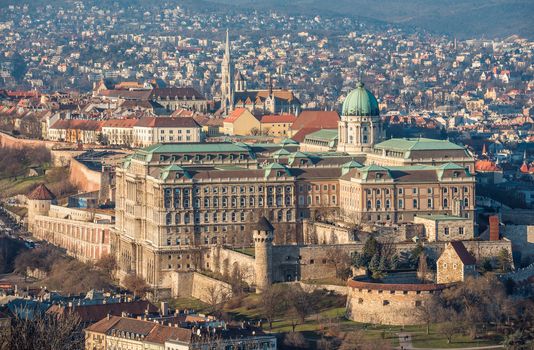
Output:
(443, 198), (448, 208)
(376, 200), (381, 209)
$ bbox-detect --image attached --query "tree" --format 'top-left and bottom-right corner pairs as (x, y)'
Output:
(283, 332), (307, 349)
(497, 248), (512, 272)
(325, 247), (352, 281)
(0, 307), (83, 350)
(417, 252), (429, 283)
(122, 273), (150, 298)
(415, 297), (440, 335)
(204, 284), (231, 318)
(285, 285), (313, 331)
(95, 254), (117, 280)
(259, 284), (286, 330)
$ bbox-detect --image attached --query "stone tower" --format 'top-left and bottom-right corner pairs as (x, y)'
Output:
(234, 70), (246, 92)
(337, 82), (384, 153)
(253, 216), (274, 293)
(220, 29), (234, 114)
(26, 184), (55, 232)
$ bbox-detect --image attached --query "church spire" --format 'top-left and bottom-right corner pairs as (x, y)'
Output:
(221, 29), (234, 114)
(225, 28), (231, 58)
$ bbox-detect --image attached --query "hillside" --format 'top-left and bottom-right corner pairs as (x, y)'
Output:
(205, 0), (534, 39)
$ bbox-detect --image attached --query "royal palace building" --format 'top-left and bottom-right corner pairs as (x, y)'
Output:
(111, 82), (476, 291)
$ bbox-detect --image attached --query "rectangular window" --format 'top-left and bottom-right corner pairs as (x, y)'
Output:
(444, 227), (450, 235)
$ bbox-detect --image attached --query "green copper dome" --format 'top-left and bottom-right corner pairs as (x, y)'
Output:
(342, 82), (380, 117)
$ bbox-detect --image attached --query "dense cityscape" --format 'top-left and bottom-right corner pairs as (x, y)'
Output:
(0, 1), (533, 349)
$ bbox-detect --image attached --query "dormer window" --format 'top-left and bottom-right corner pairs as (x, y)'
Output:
(453, 171), (460, 178)
(277, 171), (284, 177)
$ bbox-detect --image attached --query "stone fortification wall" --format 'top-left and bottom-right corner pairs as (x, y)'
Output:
(502, 208), (534, 225)
(69, 158), (102, 193)
(209, 247), (255, 285)
(303, 221), (355, 244)
(294, 281), (348, 296)
(51, 149), (85, 167)
(170, 271), (232, 303)
(0, 131), (59, 149)
(346, 278), (449, 325)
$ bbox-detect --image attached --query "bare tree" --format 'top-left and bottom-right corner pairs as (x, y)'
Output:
(204, 284), (231, 318)
(325, 247), (352, 281)
(259, 284), (285, 330)
(415, 297), (439, 335)
(283, 332), (308, 349)
(95, 254), (117, 280)
(285, 285), (313, 331)
(0, 306), (83, 350)
(122, 273), (150, 298)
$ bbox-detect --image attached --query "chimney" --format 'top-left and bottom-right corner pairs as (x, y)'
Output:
(489, 215), (499, 241)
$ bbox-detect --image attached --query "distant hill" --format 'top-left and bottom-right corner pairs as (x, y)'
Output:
(205, 0), (534, 40)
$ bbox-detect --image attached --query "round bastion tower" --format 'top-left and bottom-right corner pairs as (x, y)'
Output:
(254, 216), (274, 293)
(26, 184), (55, 232)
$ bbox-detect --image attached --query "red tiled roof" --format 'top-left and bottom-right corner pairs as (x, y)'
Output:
(27, 184), (55, 200)
(291, 111), (339, 131)
(50, 119), (104, 131)
(135, 117), (200, 128)
(47, 300), (157, 324)
(85, 316), (192, 344)
(475, 160), (500, 172)
(259, 114), (296, 124)
(291, 127), (320, 142)
(223, 108), (248, 123)
(102, 119), (139, 128)
(450, 241), (476, 265)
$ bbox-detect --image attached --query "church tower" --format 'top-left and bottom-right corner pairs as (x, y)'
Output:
(337, 82), (384, 153)
(234, 70), (246, 92)
(220, 29), (234, 114)
(253, 216), (274, 293)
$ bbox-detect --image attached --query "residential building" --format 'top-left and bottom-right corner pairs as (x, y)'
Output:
(132, 117), (202, 147)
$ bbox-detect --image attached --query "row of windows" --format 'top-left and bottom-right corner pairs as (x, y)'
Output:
(444, 227), (465, 235)
(298, 184), (336, 192)
(164, 185), (292, 196)
(164, 195), (293, 209)
(366, 198), (469, 210)
(165, 210), (293, 226)
(343, 186), (471, 195)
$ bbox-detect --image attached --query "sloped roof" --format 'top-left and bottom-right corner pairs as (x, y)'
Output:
(134, 117), (200, 128)
(223, 108), (249, 123)
(102, 119), (139, 128)
(27, 184), (55, 200)
(150, 87), (205, 100)
(450, 241), (476, 265)
(374, 138), (465, 152)
(259, 114), (296, 123)
(291, 111), (340, 131)
(256, 216), (274, 231)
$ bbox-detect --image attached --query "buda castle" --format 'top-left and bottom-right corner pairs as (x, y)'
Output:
(110, 77), (477, 292)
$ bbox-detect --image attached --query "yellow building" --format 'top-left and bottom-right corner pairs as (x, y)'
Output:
(258, 114), (296, 137)
(222, 108), (260, 135)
